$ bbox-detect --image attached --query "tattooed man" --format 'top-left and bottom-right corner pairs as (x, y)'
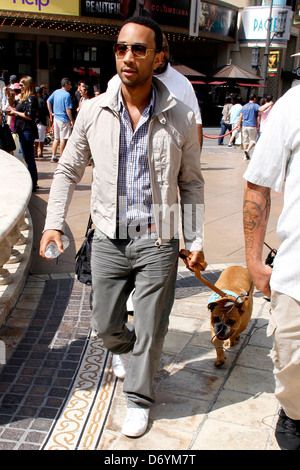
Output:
(243, 84), (300, 451)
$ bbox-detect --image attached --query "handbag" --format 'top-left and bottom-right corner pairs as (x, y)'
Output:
(75, 215), (94, 285)
(0, 120), (16, 153)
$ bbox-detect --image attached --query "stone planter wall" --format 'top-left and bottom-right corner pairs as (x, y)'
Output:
(0, 150), (34, 327)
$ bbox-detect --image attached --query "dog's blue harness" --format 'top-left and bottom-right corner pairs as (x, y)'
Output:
(208, 290), (242, 305)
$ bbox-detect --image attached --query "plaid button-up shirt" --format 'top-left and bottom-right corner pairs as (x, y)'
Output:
(117, 88), (155, 227)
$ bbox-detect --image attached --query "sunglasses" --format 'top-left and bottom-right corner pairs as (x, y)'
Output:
(113, 43), (158, 59)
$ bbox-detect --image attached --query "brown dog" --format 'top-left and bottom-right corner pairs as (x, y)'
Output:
(208, 266), (254, 367)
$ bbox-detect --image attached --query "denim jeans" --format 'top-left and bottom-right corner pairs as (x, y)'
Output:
(218, 120), (231, 145)
(19, 130), (38, 189)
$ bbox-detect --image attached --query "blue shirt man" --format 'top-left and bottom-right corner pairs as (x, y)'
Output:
(47, 78), (74, 162)
(239, 94), (260, 160)
(239, 94), (274, 160)
(241, 99), (260, 127)
(48, 87), (73, 122)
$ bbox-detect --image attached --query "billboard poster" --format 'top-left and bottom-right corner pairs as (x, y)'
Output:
(0, 0), (79, 15)
(199, 1), (237, 38)
(294, 2), (300, 24)
(268, 50), (280, 73)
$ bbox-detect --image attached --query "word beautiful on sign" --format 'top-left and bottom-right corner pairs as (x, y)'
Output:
(1, 0), (79, 15)
(83, 1), (120, 15)
(239, 5), (292, 42)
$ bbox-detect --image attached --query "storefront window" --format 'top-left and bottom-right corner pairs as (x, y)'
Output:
(50, 43), (63, 60)
(73, 45), (100, 62)
(15, 40), (33, 58)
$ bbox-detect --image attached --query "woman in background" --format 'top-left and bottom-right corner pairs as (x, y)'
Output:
(10, 76), (39, 191)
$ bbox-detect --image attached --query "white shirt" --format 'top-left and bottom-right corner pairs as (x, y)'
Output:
(259, 105), (273, 133)
(230, 103), (242, 125)
(243, 85), (300, 301)
(107, 63), (202, 125)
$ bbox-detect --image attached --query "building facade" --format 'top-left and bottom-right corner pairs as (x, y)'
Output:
(0, 0), (299, 124)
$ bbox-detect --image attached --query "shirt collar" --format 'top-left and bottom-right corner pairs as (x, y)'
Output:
(118, 85), (156, 116)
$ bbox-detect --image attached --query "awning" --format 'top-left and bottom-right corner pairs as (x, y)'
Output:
(208, 81), (228, 85)
(190, 81), (207, 84)
(213, 64), (262, 80)
(236, 82), (266, 87)
(172, 64), (206, 77)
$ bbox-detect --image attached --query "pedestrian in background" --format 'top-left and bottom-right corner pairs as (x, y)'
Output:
(218, 96), (232, 145)
(34, 86), (48, 158)
(228, 96), (243, 147)
(47, 78), (74, 163)
(239, 93), (273, 160)
(9, 76), (39, 191)
(257, 95), (274, 139)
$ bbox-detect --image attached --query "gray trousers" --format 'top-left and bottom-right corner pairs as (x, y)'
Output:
(91, 228), (179, 408)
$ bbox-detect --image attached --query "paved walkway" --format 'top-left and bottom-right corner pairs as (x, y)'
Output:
(0, 129), (283, 450)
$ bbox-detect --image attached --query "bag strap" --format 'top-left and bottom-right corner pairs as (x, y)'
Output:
(85, 214), (93, 237)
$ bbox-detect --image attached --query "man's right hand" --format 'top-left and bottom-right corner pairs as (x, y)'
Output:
(39, 230), (64, 260)
(247, 260), (272, 298)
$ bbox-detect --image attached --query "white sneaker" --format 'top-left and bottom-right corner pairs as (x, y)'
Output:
(112, 353), (131, 379)
(122, 407), (150, 437)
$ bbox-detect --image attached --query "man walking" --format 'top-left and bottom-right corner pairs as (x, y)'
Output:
(239, 93), (272, 160)
(228, 96), (242, 147)
(107, 34), (203, 149)
(40, 16), (205, 438)
(243, 84), (300, 450)
(47, 78), (74, 162)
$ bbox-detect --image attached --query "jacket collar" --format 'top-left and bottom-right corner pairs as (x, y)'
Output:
(100, 76), (177, 117)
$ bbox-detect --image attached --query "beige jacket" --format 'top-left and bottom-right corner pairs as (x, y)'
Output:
(44, 78), (205, 251)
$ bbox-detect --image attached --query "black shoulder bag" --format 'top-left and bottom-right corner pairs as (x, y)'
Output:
(75, 215), (94, 285)
(0, 116), (16, 153)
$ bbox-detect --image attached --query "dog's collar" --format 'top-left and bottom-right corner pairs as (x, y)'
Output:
(208, 290), (242, 305)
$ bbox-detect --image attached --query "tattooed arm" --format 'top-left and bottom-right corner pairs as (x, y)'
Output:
(243, 181), (273, 297)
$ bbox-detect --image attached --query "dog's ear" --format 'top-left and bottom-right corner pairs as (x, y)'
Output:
(236, 298), (248, 315)
(208, 302), (218, 312)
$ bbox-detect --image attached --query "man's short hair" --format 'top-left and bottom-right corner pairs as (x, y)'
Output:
(61, 77), (71, 87)
(120, 15), (163, 52)
(249, 93), (256, 101)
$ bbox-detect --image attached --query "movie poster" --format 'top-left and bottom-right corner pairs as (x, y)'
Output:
(268, 50), (280, 74)
(199, 1), (237, 38)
